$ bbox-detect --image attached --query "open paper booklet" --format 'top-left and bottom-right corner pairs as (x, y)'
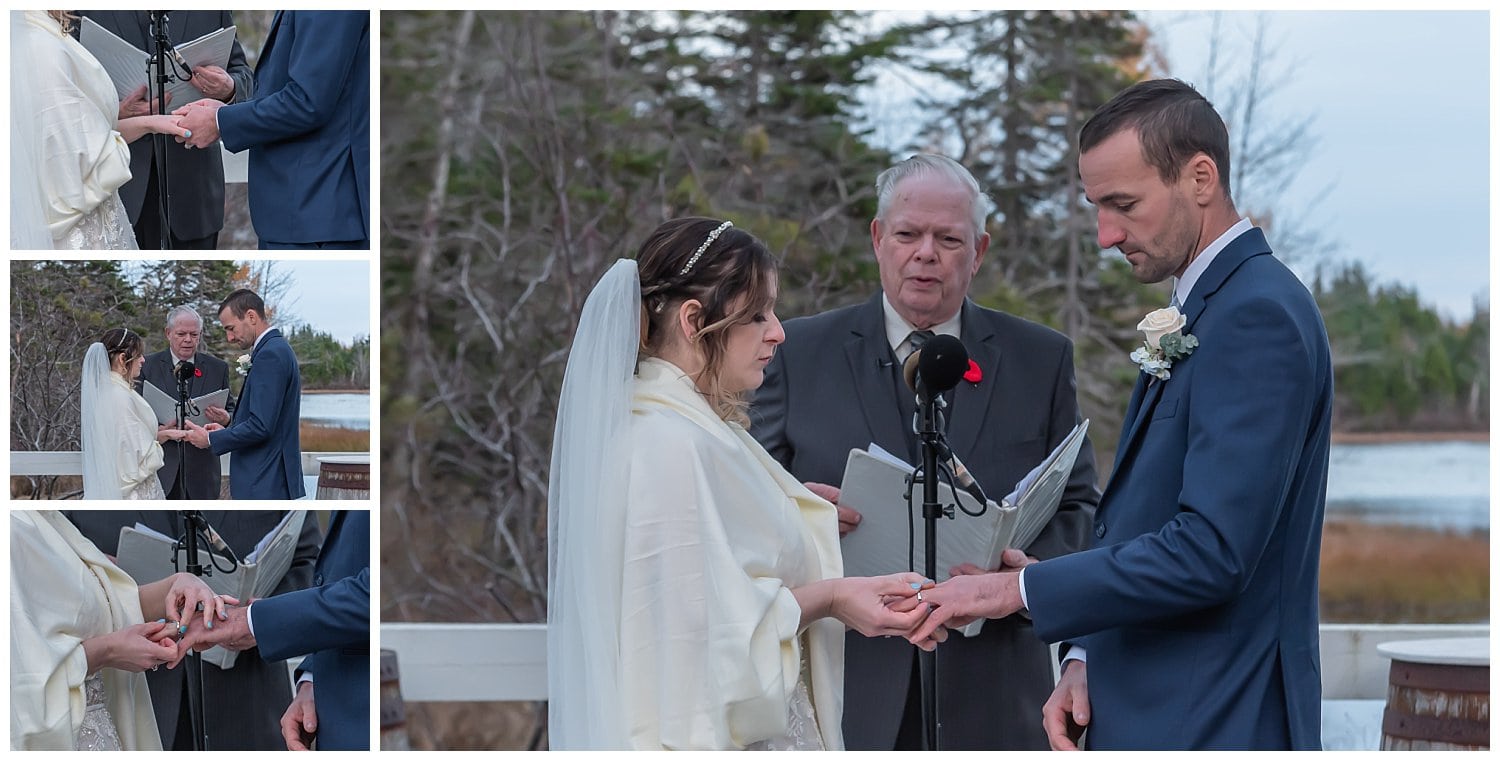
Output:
(837, 420), (1089, 636)
(113, 512), (307, 668)
(79, 17), (238, 106)
(141, 380), (229, 427)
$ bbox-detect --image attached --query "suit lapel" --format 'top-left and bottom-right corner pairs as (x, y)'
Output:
(259, 11), (286, 73)
(947, 300), (997, 458)
(1111, 227), (1273, 474)
(843, 295), (908, 457)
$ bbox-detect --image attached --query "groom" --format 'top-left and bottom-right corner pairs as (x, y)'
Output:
(185, 289), (304, 499)
(173, 11), (370, 248)
(909, 79), (1333, 750)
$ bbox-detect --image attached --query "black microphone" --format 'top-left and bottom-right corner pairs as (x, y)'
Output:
(904, 335), (990, 506)
(175, 359), (196, 384)
(903, 334), (969, 401)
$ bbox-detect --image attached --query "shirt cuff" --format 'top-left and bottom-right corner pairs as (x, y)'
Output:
(1064, 647), (1088, 664)
(1018, 565), (1030, 610)
(246, 601), (256, 640)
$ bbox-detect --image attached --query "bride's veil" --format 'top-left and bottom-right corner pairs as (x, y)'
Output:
(80, 341), (123, 500)
(546, 260), (639, 748)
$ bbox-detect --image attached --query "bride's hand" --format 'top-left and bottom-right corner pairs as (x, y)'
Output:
(165, 573), (238, 630)
(157, 424), (186, 443)
(86, 621), (178, 673)
(831, 572), (935, 638)
(143, 113), (191, 139)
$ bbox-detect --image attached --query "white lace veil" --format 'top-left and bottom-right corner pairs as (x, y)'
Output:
(80, 341), (123, 500)
(547, 260), (640, 749)
(10, 12), (52, 249)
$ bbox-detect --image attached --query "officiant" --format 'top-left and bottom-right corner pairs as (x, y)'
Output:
(62, 510), (323, 750)
(137, 305), (232, 499)
(750, 154), (1101, 749)
(74, 10), (252, 249)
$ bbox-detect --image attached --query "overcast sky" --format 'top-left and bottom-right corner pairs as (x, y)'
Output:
(863, 9), (1489, 322)
(263, 259), (372, 344)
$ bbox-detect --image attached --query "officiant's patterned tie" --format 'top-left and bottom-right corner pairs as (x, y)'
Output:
(903, 329), (936, 365)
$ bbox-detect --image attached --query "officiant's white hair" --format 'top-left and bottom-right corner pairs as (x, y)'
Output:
(164, 305), (203, 331)
(874, 153), (994, 238)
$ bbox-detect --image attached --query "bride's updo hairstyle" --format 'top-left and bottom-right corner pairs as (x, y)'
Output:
(636, 216), (777, 424)
(99, 328), (143, 370)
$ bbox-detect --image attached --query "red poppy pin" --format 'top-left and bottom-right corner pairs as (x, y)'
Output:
(194, 368), (202, 378)
(963, 359), (982, 384)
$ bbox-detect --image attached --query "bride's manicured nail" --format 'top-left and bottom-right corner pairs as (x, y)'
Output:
(184, 129), (192, 138)
(207, 620), (214, 629)
(909, 582), (923, 590)
(156, 618), (166, 624)
(219, 611), (228, 620)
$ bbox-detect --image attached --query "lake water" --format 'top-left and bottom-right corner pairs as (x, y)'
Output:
(1325, 441), (1489, 532)
(300, 393), (370, 430)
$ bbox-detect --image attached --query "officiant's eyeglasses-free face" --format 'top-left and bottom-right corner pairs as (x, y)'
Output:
(167, 320), (202, 359)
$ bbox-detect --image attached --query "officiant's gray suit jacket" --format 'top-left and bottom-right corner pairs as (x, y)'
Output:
(751, 292), (1100, 749)
(137, 349), (230, 499)
(63, 511), (322, 750)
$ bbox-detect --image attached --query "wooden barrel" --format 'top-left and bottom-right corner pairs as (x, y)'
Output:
(1378, 637), (1489, 750)
(316, 455), (370, 500)
(380, 649), (411, 750)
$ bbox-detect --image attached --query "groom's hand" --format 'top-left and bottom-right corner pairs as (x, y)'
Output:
(1043, 659), (1090, 750)
(907, 571), (1024, 646)
(174, 603), (256, 665)
(172, 98), (223, 148)
(281, 681), (318, 750)
(182, 420), (214, 449)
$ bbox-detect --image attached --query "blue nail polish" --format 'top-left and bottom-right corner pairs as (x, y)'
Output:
(909, 582), (923, 590)
(184, 129), (192, 138)
(220, 611), (228, 620)
(156, 619), (166, 624)
(207, 620), (214, 629)
(179, 624), (187, 634)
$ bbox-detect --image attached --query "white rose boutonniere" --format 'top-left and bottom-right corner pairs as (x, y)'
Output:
(1129, 306), (1198, 381)
(236, 354), (253, 376)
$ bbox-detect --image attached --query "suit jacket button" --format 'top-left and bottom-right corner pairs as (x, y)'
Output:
(1094, 522), (1106, 539)
(314, 574), (324, 586)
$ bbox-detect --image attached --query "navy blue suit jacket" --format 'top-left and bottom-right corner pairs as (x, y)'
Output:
(253, 510), (370, 750)
(210, 328), (304, 499)
(1025, 228), (1333, 749)
(218, 11), (370, 246)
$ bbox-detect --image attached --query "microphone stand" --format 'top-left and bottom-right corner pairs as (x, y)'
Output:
(148, 11), (174, 250)
(175, 511), (212, 750)
(174, 365), (194, 500)
(914, 389), (949, 750)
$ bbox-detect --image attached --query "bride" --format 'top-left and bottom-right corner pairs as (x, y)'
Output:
(11, 11), (193, 249)
(11, 510), (238, 749)
(81, 329), (185, 500)
(548, 218), (938, 750)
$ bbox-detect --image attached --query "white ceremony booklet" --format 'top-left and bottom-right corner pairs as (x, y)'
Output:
(80, 18), (238, 105)
(837, 420), (1090, 636)
(142, 380), (229, 427)
(114, 512), (307, 669)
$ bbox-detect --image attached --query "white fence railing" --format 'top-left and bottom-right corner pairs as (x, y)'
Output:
(11, 450), (365, 477)
(379, 622), (1488, 703)
(11, 451), (369, 499)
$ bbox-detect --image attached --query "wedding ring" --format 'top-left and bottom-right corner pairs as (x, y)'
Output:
(916, 591), (924, 602)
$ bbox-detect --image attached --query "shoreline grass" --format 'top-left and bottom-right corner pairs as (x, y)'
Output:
(301, 422), (369, 452)
(1320, 519), (1489, 623)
